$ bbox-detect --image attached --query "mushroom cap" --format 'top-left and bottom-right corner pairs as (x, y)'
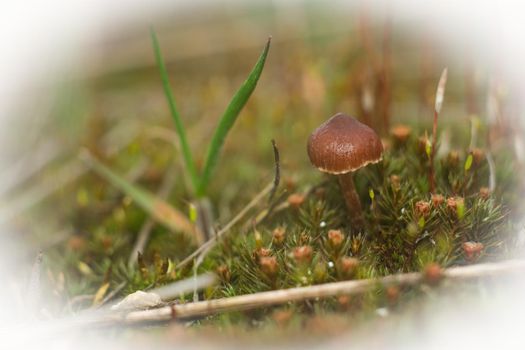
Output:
(307, 113), (383, 174)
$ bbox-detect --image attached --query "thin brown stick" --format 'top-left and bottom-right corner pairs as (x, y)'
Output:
(268, 139), (281, 204)
(108, 259), (525, 324)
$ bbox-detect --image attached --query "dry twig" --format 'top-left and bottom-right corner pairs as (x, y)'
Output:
(108, 259), (525, 325)
(268, 139), (281, 204)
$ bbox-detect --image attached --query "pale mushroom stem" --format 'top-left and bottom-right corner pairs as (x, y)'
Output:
(337, 172), (365, 228)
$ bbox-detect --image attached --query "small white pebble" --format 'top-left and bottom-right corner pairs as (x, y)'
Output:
(320, 221), (327, 228)
(328, 261), (335, 268)
(111, 290), (162, 311)
(375, 307), (389, 318)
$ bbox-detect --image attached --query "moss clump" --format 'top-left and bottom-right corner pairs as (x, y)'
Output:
(192, 124), (515, 314)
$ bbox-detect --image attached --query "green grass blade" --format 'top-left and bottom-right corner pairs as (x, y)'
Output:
(80, 151), (201, 242)
(151, 29), (199, 193)
(196, 37), (272, 197)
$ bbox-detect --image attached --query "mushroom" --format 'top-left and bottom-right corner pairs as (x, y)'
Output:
(307, 113), (383, 227)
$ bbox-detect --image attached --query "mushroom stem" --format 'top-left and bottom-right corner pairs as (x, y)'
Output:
(337, 172), (364, 228)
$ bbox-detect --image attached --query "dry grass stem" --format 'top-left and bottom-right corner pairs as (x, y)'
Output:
(128, 163), (178, 267)
(176, 181), (274, 269)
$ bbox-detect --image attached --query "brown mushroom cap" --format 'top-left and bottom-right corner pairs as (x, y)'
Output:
(307, 113), (383, 174)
